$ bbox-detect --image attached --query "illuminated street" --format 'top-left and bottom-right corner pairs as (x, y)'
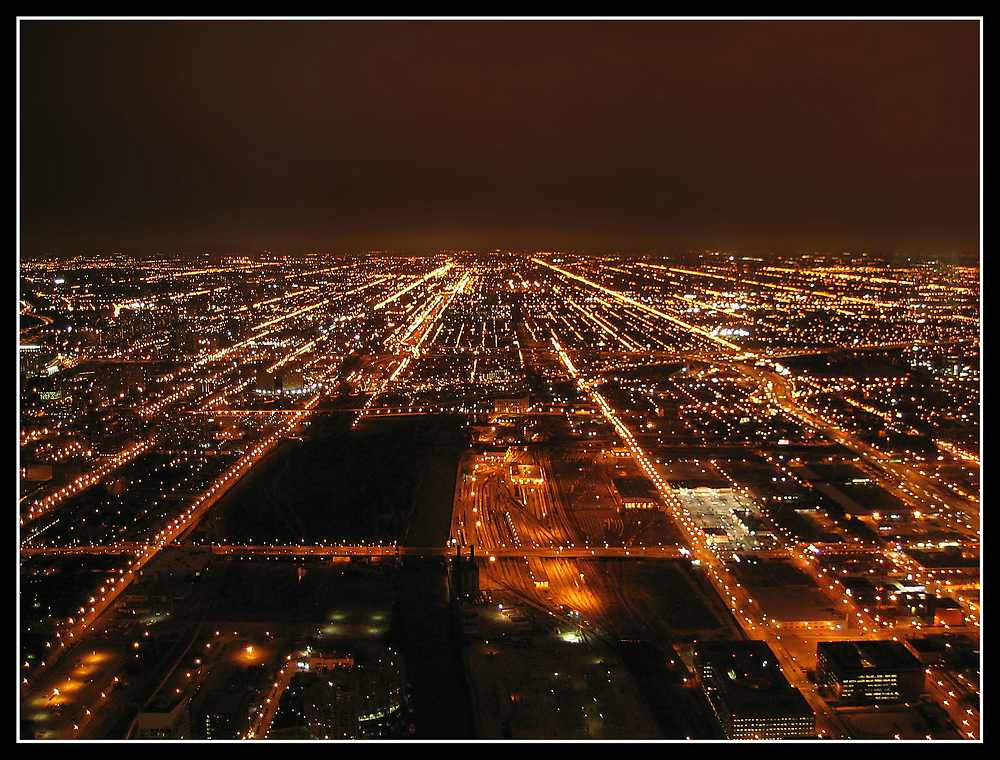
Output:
(18, 16), (980, 744)
(19, 250), (981, 741)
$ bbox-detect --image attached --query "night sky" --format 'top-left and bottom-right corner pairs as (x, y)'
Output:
(19, 20), (980, 258)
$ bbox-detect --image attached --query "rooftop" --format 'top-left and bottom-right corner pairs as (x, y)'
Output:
(817, 640), (922, 672)
(694, 640), (814, 719)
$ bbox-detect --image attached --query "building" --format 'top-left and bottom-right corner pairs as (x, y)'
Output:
(605, 447), (632, 459)
(693, 640), (815, 739)
(816, 641), (924, 704)
(21, 463), (53, 482)
(19, 344), (55, 379)
(509, 464), (544, 486)
(932, 598), (966, 627)
(201, 711), (238, 740)
(611, 475), (659, 511)
(279, 370), (306, 393)
(254, 369), (278, 394)
(273, 649), (405, 739)
(132, 699), (192, 739)
(450, 545), (480, 601)
(893, 589), (966, 626)
(493, 395), (530, 415)
(703, 527), (731, 545)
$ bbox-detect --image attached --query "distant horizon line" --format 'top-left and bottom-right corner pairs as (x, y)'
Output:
(20, 248), (981, 263)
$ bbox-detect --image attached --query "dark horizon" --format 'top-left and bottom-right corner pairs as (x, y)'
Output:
(19, 20), (981, 259)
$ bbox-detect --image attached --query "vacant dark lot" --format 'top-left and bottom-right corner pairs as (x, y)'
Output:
(194, 414), (464, 546)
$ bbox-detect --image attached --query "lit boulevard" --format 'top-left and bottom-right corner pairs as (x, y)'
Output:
(20, 251), (980, 740)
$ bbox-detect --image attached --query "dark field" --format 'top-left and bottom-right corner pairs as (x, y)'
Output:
(193, 414), (464, 546)
(576, 559), (740, 641)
